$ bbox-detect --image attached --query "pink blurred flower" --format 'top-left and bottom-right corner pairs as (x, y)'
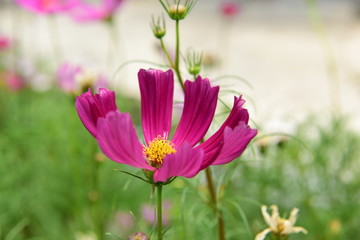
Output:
(69, 0), (124, 22)
(15, 0), (78, 14)
(56, 63), (107, 94)
(57, 63), (81, 92)
(0, 71), (25, 91)
(141, 200), (171, 225)
(75, 69), (257, 183)
(220, 1), (240, 18)
(115, 211), (134, 230)
(127, 232), (149, 240)
(0, 35), (11, 51)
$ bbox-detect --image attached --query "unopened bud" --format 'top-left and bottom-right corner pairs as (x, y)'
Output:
(169, 4), (187, 19)
(159, 0), (195, 21)
(151, 15), (166, 39)
(186, 51), (202, 76)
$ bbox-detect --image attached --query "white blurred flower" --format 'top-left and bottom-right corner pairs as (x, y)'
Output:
(57, 62), (107, 95)
(255, 205), (307, 240)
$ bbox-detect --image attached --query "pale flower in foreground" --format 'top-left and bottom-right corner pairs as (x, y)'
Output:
(255, 205), (307, 240)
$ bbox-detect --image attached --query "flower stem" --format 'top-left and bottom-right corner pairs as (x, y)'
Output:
(46, 15), (62, 66)
(205, 167), (225, 240)
(306, 0), (340, 110)
(157, 184), (163, 240)
(174, 19), (184, 91)
(169, 15), (226, 240)
(160, 38), (174, 67)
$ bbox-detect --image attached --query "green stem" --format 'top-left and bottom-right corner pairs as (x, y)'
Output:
(89, 141), (102, 239)
(174, 19), (184, 91)
(107, 19), (123, 70)
(306, 0), (340, 110)
(160, 38), (175, 68)
(157, 185), (163, 240)
(205, 167), (225, 240)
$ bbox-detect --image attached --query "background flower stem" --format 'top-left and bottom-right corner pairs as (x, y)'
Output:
(306, 0), (340, 111)
(205, 167), (226, 240)
(46, 15), (62, 66)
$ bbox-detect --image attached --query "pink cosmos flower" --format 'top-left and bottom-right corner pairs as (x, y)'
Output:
(115, 211), (134, 230)
(15, 0), (78, 14)
(141, 200), (171, 225)
(220, 1), (240, 18)
(0, 71), (25, 91)
(0, 35), (11, 51)
(69, 0), (124, 22)
(57, 63), (82, 92)
(75, 69), (257, 183)
(57, 63), (107, 94)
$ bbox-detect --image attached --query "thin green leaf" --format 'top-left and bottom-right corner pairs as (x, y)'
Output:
(113, 59), (171, 79)
(213, 75), (254, 89)
(226, 199), (253, 238)
(5, 219), (29, 240)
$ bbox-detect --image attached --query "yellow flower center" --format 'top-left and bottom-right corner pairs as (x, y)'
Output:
(143, 136), (176, 168)
(277, 218), (286, 233)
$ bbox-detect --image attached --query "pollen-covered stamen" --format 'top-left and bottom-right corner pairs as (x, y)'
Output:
(143, 136), (176, 168)
(277, 218), (286, 233)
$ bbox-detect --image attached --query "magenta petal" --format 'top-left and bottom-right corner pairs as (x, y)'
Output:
(75, 88), (117, 138)
(172, 76), (219, 147)
(95, 88), (117, 113)
(212, 122), (257, 165)
(154, 143), (204, 183)
(197, 96), (250, 169)
(70, 0), (122, 21)
(96, 111), (154, 170)
(196, 137), (224, 170)
(138, 69), (174, 144)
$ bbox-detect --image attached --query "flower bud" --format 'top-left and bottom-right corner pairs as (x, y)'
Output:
(169, 4), (186, 19)
(151, 15), (166, 39)
(159, 0), (195, 21)
(186, 51), (202, 76)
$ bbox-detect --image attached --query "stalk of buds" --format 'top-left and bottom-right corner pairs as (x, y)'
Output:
(159, 0), (195, 20)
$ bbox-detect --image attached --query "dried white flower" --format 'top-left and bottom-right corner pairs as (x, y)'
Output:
(255, 205), (307, 240)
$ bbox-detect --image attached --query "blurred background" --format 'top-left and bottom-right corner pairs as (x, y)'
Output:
(1, 0), (360, 239)
(1, 0), (360, 129)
